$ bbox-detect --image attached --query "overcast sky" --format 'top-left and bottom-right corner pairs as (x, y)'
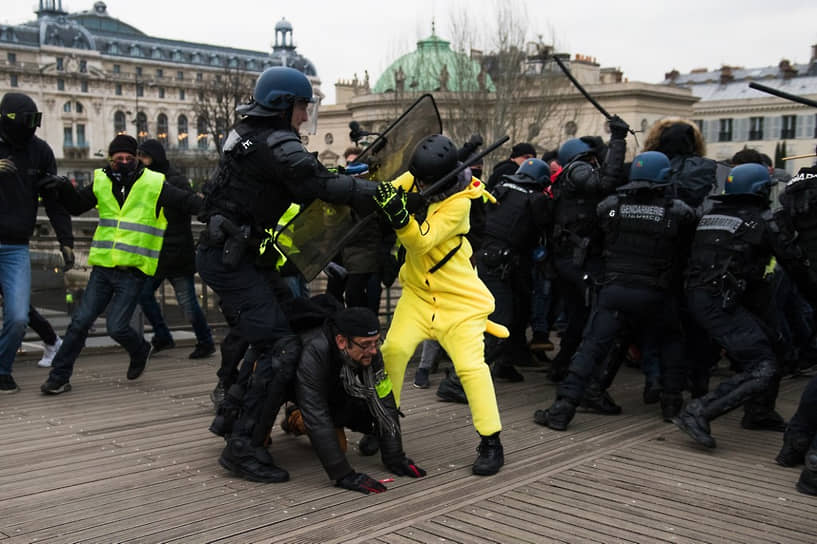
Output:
(5, 0), (817, 104)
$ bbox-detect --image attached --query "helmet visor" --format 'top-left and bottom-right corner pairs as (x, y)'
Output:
(303, 96), (321, 135)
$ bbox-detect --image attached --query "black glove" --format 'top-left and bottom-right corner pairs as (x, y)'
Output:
(405, 192), (427, 214)
(60, 245), (75, 271)
(373, 183), (409, 230)
(38, 174), (70, 192)
(335, 471), (388, 495)
(608, 115), (630, 140)
(386, 457), (426, 478)
(0, 158), (18, 174)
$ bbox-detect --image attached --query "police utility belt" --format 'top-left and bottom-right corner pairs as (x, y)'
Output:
(199, 214), (252, 269)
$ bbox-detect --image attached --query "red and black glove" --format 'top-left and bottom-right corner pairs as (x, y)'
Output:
(335, 471), (388, 495)
(387, 457), (426, 478)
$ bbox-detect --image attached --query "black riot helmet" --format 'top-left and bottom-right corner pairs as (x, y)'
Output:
(0, 93), (42, 147)
(236, 66), (314, 117)
(409, 134), (458, 188)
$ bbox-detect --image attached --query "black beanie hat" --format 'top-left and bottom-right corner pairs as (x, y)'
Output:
(332, 307), (380, 337)
(511, 142), (536, 158)
(108, 134), (138, 156)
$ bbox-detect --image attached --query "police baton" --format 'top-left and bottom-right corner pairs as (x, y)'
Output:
(420, 135), (510, 197)
(552, 55), (636, 135)
(749, 82), (817, 109)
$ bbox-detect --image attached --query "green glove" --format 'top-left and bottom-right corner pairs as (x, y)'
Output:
(374, 182), (410, 229)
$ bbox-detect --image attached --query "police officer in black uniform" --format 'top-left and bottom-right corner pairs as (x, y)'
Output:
(535, 151), (696, 430)
(477, 158), (550, 382)
(546, 118), (629, 384)
(197, 66), (377, 483)
(674, 163), (817, 449)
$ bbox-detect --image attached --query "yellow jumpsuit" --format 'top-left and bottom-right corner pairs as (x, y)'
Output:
(381, 172), (504, 436)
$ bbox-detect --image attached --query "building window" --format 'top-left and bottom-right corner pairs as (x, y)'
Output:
(196, 72), (202, 81)
(176, 70), (184, 81)
(156, 68), (163, 78)
(158, 87), (165, 99)
(63, 126), (73, 146)
(136, 84), (144, 97)
(115, 83), (122, 95)
(136, 66), (143, 77)
(179, 89), (185, 101)
(76, 124), (86, 147)
(197, 117), (208, 150)
(136, 112), (148, 142)
(114, 110), (127, 134)
(7, 52), (16, 64)
(564, 120), (577, 137)
(81, 80), (88, 93)
(178, 115), (188, 149)
(157, 113), (168, 146)
(749, 117), (764, 140)
(56, 57), (64, 71)
(718, 118), (733, 142)
(79, 60), (87, 73)
(782, 115), (797, 139)
(10, 74), (18, 87)
(57, 78), (65, 91)
(113, 64), (120, 74)
(76, 102), (83, 114)
(63, 101), (71, 113)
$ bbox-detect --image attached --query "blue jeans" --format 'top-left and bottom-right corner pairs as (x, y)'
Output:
(139, 274), (213, 345)
(0, 244), (31, 375)
(50, 266), (147, 381)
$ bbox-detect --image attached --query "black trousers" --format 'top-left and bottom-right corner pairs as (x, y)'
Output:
(558, 283), (685, 404)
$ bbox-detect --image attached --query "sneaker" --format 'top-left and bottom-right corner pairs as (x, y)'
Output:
(127, 341), (152, 380)
(472, 433), (504, 476)
(413, 367), (430, 389)
(150, 336), (175, 353)
(0, 374), (20, 394)
(533, 399), (576, 431)
(37, 337), (63, 368)
(491, 363), (524, 382)
(41, 376), (71, 395)
(436, 370), (468, 404)
(189, 342), (216, 359)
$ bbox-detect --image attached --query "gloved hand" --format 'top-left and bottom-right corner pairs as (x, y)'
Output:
(608, 115), (630, 139)
(38, 174), (70, 191)
(386, 457), (426, 478)
(0, 158), (17, 174)
(324, 261), (348, 280)
(60, 245), (75, 271)
(405, 192), (427, 214)
(335, 471), (388, 494)
(467, 133), (483, 149)
(373, 182), (409, 230)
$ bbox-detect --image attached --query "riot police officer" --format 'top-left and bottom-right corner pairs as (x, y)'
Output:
(546, 118), (629, 383)
(535, 151), (696, 430)
(674, 163), (817, 449)
(197, 66), (376, 482)
(477, 158), (550, 381)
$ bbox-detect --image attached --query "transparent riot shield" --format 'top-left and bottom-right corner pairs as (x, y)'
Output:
(277, 94), (442, 281)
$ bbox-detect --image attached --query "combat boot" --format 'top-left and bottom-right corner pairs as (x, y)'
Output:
(776, 431), (811, 467)
(218, 436), (289, 483)
(660, 392), (683, 423)
(491, 363), (524, 382)
(796, 450), (817, 496)
(741, 409), (787, 432)
(580, 383), (622, 415)
(533, 398), (576, 431)
(472, 432), (504, 476)
(673, 399), (715, 448)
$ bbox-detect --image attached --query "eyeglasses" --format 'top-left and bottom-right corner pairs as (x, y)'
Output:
(348, 337), (381, 352)
(3, 111), (42, 128)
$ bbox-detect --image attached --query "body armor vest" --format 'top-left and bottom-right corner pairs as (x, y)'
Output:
(483, 182), (538, 252)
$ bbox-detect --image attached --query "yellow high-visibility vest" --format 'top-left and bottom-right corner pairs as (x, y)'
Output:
(87, 168), (167, 276)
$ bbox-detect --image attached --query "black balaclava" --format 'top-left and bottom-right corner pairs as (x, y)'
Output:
(0, 93), (40, 148)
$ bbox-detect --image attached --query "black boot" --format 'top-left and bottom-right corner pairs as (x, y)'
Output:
(660, 392), (683, 423)
(741, 409), (787, 432)
(777, 431), (811, 467)
(491, 363), (524, 382)
(533, 398), (576, 431)
(796, 450), (817, 496)
(436, 369), (468, 404)
(580, 382), (622, 415)
(209, 383), (244, 437)
(672, 399), (715, 448)
(218, 436), (289, 483)
(472, 432), (504, 476)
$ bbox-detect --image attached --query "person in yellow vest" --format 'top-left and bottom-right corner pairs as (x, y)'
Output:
(373, 134), (508, 476)
(39, 134), (203, 395)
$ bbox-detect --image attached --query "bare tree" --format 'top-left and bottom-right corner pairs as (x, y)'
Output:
(192, 65), (256, 156)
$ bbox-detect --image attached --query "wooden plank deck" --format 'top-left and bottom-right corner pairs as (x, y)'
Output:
(1, 347), (814, 543)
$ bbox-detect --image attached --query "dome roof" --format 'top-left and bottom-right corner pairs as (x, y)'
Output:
(373, 32), (493, 94)
(270, 18), (316, 77)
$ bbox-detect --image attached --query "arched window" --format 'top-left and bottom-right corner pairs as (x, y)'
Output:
(114, 110), (127, 134)
(76, 102), (84, 114)
(136, 112), (148, 142)
(177, 115), (188, 150)
(156, 113), (168, 146)
(63, 101), (71, 113)
(197, 117), (208, 150)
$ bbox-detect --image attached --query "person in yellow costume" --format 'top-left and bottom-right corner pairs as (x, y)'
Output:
(373, 134), (507, 476)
